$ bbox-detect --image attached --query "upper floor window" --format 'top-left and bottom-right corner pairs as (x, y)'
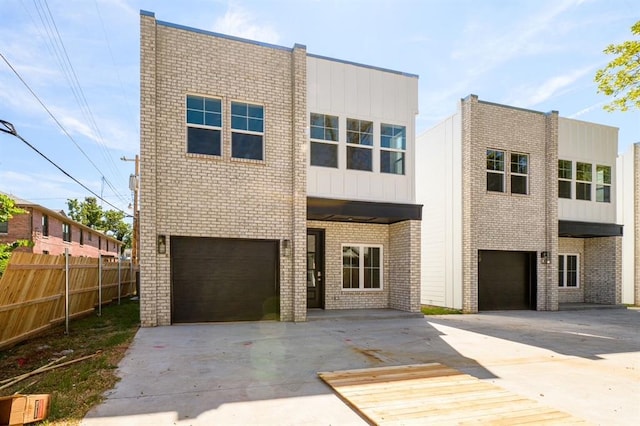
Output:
(310, 113), (338, 168)
(558, 254), (579, 288)
(186, 95), (222, 156)
(346, 118), (373, 171)
(80, 229), (84, 246)
(596, 165), (611, 203)
(342, 245), (382, 290)
(62, 223), (71, 243)
(380, 124), (406, 175)
(98, 237), (101, 250)
(510, 153), (528, 195)
(558, 160), (572, 199)
(486, 149), (505, 192)
(231, 102), (264, 160)
(576, 162), (592, 201)
(0, 221), (7, 234)
(41, 214), (49, 236)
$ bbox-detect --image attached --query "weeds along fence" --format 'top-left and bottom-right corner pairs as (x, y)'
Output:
(0, 251), (137, 350)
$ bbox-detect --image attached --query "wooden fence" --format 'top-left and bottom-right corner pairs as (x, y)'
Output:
(0, 252), (137, 350)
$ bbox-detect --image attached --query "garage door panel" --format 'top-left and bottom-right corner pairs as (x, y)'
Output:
(171, 237), (279, 323)
(478, 250), (535, 311)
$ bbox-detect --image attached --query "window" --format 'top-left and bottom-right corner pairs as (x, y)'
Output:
(42, 214), (49, 236)
(231, 102), (264, 160)
(558, 160), (572, 199)
(80, 230), (84, 246)
(576, 162), (592, 201)
(596, 165), (611, 203)
(342, 245), (382, 290)
(380, 124), (406, 175)
(186, 95), (222, 156)
(62, 223), (71, 243)
(42, 250), (49, 255)
(346, 118), (373, 171)
(310, 113), (339, 168)
(510, 153), (528, 194)
(98, 237), (101, 250)
(0, 221), (7, 233)
(486, 150), (505, 192)
(558, 254), (579, 287)
(88, 232), (92, 242)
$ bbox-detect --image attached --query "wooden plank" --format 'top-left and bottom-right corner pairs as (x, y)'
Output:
(318, 363), (589, 425)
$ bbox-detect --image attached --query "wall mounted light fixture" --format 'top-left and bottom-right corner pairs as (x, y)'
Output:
(541, 251), (549, 264)
(157, 235), (166, 254)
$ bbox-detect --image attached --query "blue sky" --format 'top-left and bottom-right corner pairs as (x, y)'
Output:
(1, 0), (639, 214)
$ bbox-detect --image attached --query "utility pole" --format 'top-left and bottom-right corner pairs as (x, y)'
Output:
(121, 155), (139, 266)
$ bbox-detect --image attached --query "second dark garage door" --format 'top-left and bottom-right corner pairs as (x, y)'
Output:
(478, 250), (537, 311)
(171, 237), (279, 323)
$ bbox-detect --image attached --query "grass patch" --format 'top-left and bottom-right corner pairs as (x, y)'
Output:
(0, 299), (140, 425)
(421, 305), (463, 315)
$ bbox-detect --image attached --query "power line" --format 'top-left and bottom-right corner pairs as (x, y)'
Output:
(0, 51), (129, 206)
(0, 119), (132, 218)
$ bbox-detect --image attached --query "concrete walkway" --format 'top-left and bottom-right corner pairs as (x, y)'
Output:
(83, 308), (640, 425)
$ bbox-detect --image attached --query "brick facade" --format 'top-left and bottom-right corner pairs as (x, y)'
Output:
(584, 237), (622, 304)
(460, 95), (559, 312)
(0, 204), (120, 258)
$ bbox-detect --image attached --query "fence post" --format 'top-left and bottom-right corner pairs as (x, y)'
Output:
(130, 259), (134, 297)
(118, 257), (121, 305)
(65, 248), (70, 335)
(98, 254), (103, 317)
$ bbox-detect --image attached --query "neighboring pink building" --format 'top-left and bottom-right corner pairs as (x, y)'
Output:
(0, 192), (122, 257)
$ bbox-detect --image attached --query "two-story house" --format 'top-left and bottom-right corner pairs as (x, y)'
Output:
(139, 11), (422, 326)
(0, 191), (122, 258)
(418, 95), (622, 312)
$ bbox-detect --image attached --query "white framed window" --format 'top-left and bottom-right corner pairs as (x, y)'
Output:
(576, 162), (592, 201)
(0, 220), (7, 234)
(510, 153), (528, 194)
(231, 101), (264, 160)
(310, 113), (339, 168)
(62, 223), (71, 243)
(486, 149), (505, 192)
(558, 254), (579, 288)
(558, 159), (572, 199)
(380, 123), (406, 175)
(342, 244), (382, 290)
(596, 165), (611, 203)
(346, 118), (373, 171)
(186, 95), (222, 156)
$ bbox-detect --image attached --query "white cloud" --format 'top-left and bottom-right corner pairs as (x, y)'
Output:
(567, 101), (607, 118)
(212, 4), (280, 44)
(518, 66), (594, 107)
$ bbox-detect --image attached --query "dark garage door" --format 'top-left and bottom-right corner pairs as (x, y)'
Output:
(478, 250), (536, 311)
(171, 237), (279, 323)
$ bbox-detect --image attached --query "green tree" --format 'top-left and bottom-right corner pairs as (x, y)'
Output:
(0, 194), (31, 276)
(594, 20), (640, 112)
(66, 197), (132, 252)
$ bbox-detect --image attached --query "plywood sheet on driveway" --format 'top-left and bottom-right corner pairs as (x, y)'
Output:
(318, 363), (588, 425)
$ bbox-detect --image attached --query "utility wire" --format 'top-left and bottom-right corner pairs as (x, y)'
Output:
(0, 119), (132, 218)
(0, 51), (129, 206)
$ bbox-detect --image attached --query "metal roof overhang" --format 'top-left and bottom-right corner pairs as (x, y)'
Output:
(558, 220), (623, 238)
(307, 197), (422, 224)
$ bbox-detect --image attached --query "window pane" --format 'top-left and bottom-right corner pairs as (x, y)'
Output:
(231, 102), (246, 116)
(347, 131), (360, 144)
(248, 118), (263, 132)
(204, 112), (221, 127)
(204, 98), (221, 113)
(310, 142), (338, 168)
(248, 104), (263, 119)
(596, 165), (611, 184)
(558, 160), (572, 179)
(511, 175), (527, 194)
(558, 180), (572, 199)
(187, 110), (204, 125)
(310, 113), (324, 127)
(596, 185), (611, 203)
(576, 162), (592, 182)
(487, 172), (504, 192)
(381, 151), (405, 174)
(347, 146), (372, 171)
(232, 132), (263, 160)
(325, 115), (338, 129)
(0, 221), (7, 233)
(325, 126), (338, 142)
(346, 119), (373, 145)
(511, 153), (528, 174)
(310, 126), (324, 140)
(186, 95), (203, 110)
(381, 124), (406, 150)
(576, 182), (591, 200)
(487, 150), (504, 171)
(347, 119), (359, 131)
(310, 113), (338, 141)
(232, 115), (247, 131)
(188, 127), (221, 156)
(343, 246), (359, 289)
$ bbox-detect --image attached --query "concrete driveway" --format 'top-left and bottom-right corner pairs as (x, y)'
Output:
(83, 308), (640, 425)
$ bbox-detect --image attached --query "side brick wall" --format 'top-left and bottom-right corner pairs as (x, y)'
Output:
(584, 236), (622, 304)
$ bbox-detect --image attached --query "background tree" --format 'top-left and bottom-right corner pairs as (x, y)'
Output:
(0, 194), (31, 276)
(594, 20), (640, 112)
(67, 197), (132, 252)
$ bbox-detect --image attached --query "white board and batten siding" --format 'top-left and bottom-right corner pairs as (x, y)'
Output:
(558, 117), (618, 224)
(306, 55), (419, 204)
(619, 144), (636, 304)
(416, 111), (463, 309)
